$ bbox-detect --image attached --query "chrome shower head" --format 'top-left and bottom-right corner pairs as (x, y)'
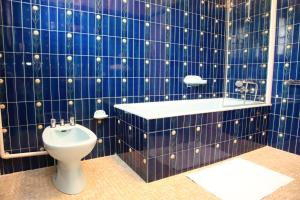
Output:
(245, 17), (252, 23)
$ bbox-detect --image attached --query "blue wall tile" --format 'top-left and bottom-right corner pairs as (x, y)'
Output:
(268, 1), (300, 155)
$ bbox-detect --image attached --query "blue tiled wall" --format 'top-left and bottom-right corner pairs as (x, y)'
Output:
(268, 0), (300, 155)
(0, 0), (226, 174)
(1, 0), (297, 176)
(116, 106), (269, 182)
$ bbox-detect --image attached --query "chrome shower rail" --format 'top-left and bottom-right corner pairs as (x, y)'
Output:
(285, 80), (300, 86)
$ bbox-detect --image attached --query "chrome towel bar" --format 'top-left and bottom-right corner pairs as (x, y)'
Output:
(285, 80), (300, 86)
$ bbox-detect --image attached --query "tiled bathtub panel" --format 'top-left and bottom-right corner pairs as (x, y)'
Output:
(116, 140), (147, 181)
(116, 117), (147, 157)
(148, 128), (198, 159)
(117, 111), (148, 131)
(147, 109), (269, 151)
(117, 120), (130, 148)
(116, 106), (269, 182)
(147, 133), (266, 182)
(147, 109), (268, 133)
(146, 118), (267, 159)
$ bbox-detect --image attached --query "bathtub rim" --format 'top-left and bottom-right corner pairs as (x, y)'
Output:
(114, 98), (271, 120)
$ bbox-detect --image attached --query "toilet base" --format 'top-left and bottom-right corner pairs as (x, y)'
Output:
(52, 160), (86, 195)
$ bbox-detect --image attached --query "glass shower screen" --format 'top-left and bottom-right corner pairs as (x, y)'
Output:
(223, 0), (273, 107)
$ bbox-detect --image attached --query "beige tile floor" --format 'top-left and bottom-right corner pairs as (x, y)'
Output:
(0, 146), (300, 200)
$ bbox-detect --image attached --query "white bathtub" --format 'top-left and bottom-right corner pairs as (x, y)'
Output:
(114, 98), (271, 120)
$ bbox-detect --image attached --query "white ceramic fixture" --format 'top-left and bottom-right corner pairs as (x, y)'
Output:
(42, 124), (97, 194)
(183, 75), (207, 87)
(93, 110), (108, 119)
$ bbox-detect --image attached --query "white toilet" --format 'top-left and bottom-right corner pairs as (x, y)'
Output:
(42, 124), (97, 194)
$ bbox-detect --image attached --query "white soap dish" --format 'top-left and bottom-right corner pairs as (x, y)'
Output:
(184, 75), (207, 87)
(93, 110), (108, 119)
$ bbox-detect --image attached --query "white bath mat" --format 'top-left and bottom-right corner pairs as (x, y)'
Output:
(186, 158), (293, 200)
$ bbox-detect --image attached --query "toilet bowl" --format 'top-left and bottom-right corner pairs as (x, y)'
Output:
(42, 124), (97, 194)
